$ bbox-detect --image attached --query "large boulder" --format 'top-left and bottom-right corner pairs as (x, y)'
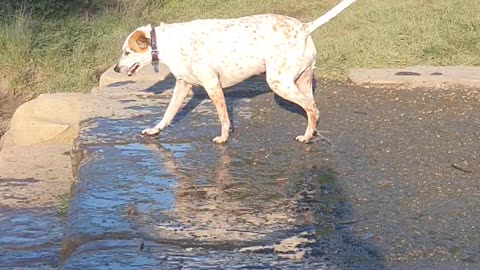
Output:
(0, 93), (88, 149)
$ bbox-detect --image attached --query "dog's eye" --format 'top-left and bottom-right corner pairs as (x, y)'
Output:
(124, 52), (131, 56)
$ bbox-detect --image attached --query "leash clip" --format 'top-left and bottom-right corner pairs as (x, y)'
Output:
(153, 64), (159, 73)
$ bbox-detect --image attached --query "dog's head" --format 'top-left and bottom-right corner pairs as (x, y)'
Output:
(114, 25), (154, 76)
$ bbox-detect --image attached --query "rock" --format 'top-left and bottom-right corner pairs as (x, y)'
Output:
(349, 66), (480, 88)
(378, 180), (393, 189)
(0, 93), (88, 149)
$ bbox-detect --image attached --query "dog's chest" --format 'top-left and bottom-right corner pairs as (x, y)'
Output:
(170, 67), (203, 86)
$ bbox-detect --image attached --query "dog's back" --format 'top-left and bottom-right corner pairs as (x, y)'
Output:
(161, 14), (310, 87)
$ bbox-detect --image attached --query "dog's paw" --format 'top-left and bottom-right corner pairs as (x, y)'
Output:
(141, 128), (161, 136)
(212, 136), (228, 144)
(295, 135), (312, 144)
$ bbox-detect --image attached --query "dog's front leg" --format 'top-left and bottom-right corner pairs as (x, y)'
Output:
(205, 83), (230, 144)
(142, 79), (192, 136)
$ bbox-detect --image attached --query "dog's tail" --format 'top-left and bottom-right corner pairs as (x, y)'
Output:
(305, 0), (357, 34)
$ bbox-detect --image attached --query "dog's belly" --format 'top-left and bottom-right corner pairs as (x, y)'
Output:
(173, 71), (203, 86)
(173, 65), (264, 89)
(170, 57), (266, 88)
(216, 60), (266, 88)
(199, 45), (267, 88)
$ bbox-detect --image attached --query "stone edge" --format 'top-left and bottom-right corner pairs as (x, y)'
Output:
(349, 66), (480, 88)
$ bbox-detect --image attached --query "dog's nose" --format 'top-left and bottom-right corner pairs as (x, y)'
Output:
(113, 64), (120, 73)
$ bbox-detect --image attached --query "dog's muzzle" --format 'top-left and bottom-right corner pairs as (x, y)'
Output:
(113, 63), (140, 76)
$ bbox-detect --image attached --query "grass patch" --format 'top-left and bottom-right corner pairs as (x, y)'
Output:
(56, 193), (70, 216)
(0, 0), (479, 96)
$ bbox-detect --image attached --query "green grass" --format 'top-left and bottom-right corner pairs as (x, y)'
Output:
(0, 0), (479, 95)
(56, 193), (70, 216)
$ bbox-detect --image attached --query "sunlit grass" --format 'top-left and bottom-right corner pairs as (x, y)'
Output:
(0, 0), (479, 95)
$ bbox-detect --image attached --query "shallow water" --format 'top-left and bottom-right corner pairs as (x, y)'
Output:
(4, 76), (478, 269)
(62, 78), (381, 269)
(0, 207), (64, 269)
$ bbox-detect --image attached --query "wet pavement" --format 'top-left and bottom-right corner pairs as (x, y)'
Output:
(0, 208), (65, 269)
(0, 144), (74, 269)
(62, 74), (479, 269)
(317, 81), (480, 269)
(2, 72), (479, 269)
(63, 76), (381, 269)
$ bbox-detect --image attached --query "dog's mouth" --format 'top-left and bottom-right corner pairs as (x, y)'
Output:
(127, 62), (140, 76)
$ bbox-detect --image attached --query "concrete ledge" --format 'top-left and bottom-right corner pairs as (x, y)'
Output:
(349, 66), (480, 88)
(99, 63), (171, 87)
(0, 144), (74, 207)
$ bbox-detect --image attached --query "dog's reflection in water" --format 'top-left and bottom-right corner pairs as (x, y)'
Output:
(142, 142), (315, 243)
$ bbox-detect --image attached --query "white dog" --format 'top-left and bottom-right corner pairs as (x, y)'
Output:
(114, 0), (356, 144)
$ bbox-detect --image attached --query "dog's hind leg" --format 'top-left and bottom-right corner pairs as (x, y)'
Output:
(295, 65), (320, 128)
(295, 65), (314, 99)
(267, 66), (319, 143)
(142, 79), (192, 136)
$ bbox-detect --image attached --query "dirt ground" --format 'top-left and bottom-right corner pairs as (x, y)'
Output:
(0, 91), (25, 139)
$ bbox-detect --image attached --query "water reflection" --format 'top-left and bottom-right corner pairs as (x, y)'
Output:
(139, 141), (317, 249)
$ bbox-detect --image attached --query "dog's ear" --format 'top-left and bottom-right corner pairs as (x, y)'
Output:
(136, 35), (150, 49)
(128, 30), (151, 53)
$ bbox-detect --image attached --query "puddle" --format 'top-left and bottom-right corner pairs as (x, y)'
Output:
(0, 207), (64, 269)
(65, 138), (355, 267)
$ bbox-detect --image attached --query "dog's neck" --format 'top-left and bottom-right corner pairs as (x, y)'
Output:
(149, 23), (184, 65)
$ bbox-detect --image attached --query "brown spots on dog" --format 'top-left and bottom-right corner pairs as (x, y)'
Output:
(218, 99), (227, 113)
(224, 22), (235, 28)
(192, 39), (205, 51)
(180, 47), (188, 58)
(128, 30), (150, 53)
(271, 18), (302, 41)
(267, 79), (281, 89)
